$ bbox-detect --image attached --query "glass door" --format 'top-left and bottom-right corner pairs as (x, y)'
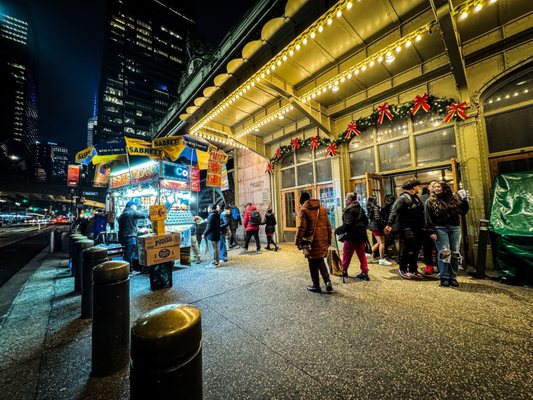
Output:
(316, 184), (336, 229)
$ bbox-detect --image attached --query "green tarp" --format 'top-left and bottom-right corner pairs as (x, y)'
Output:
(488, 172), (533, 284)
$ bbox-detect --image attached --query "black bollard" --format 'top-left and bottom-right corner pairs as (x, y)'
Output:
(92, 260), (130, 377)
(81, 246), (108, 319)
(54, 228), (63, 252)
(130, 304), (202, 400)
(69, 234), (85, 272)
(73, 239), (94, 293)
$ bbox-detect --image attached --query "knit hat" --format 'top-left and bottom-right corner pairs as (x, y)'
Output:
(125, 201), (136, 208)
(299, 192), (311, 205)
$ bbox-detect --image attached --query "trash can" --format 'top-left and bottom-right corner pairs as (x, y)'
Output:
(81, 246), (108, 319)
(149, 261), (173, 290)
(92, 260), (130, 377)
(130, 304), (202, 400)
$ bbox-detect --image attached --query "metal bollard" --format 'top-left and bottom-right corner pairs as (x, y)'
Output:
(92, 261), (130, 377)
(70, 236), (86, 276)
(130, 304), (202, 400)
(73, 239), (94, 293)
(54, 228), (63, 252)
(69, 233), (85, 257)
(81, 246), (108, 319)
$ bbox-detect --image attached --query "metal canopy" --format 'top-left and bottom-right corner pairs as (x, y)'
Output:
(185, 0), (531, 144)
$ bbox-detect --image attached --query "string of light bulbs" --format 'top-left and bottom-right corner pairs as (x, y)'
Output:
(455, 0), (499, 21)
(190, 130), (247, 149)
(237, 104), (295, 139)
(190, 0), (356, 134)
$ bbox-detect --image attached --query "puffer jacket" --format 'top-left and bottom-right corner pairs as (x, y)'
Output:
(203, 210), (220, 241)
(295, 199), (332, 259)
(335, 201), (368, 243)
(367, 203), (384, 231)
(242, 205), (260, 232)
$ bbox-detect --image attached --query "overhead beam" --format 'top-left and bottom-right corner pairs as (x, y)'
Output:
(431, 1), (470, 100)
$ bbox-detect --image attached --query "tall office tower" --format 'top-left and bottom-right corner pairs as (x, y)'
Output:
(34, 140), (70, 184)
(0, 1), (38, 174)
(87, 95), (98, 147)
(95, 0), (195, 144)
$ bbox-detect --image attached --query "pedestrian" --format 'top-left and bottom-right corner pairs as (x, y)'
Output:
(367, 196), (391, 266)
(201, 204), (220, 267)
(242, 202), (262, 254)
(217, 203), (230, 263)
(263, 208), (279, 251)
(420, 181), (437, 275)
(295, 192), (333, 293)
(424, 181), (469, 287)
(335, 192), (370, 280)
(384, 178), (425, 279)
(117, 201), (147, 272)
(228, 203), (241, 248)
(382, 194), (399, 258)
(191, 216), (205, 264)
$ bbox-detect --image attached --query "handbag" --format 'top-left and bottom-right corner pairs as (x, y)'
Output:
(301, 209), (320, 255)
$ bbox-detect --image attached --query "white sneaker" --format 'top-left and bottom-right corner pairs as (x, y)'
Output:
(379, 259), (392, 266)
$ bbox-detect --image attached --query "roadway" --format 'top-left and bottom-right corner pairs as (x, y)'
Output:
(0, 224), (56, 288)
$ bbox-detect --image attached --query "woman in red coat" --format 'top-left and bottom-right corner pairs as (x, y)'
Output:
(295, 192), (333, 293)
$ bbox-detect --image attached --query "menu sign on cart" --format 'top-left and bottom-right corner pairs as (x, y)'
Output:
(110, 163), (158, 189)
(190, 166), (200, 192)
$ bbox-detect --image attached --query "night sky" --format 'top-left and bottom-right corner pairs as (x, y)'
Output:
(24, 0), (256, 155)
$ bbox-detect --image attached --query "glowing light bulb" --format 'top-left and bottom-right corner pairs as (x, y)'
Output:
(289, 50), (294, 56)
(282, 55), (287, 61)
(361, 65), (367, 71)
(460, 11), (468, 20)
(322, 87), (327, 93)
(310, 31), (316, 39)
(295, 44), (301, 51)
(277, 60), (282, 66)
(378, 55), (383, 62)
(327, 18), (333, 25)
(474, 4), (482, 12)
(318, 25), (323, 33)
(354, 69), (359, 75)
(332, 86), (339, 92)
(347, 2), (353, 9)
(336, 10), (342, 18)
(415, 35), (422, 42)
(369, 60), (375, 67)
(395, 46), (401, 53)
(303, 38), (308, 45)
(405, 40), (412, 47)
(347, 72), (352, 79)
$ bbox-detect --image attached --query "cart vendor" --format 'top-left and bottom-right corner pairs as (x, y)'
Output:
(118, 201), (148, 271)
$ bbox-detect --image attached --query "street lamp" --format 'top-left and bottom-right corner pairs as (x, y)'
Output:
(9, 155), (19, 160)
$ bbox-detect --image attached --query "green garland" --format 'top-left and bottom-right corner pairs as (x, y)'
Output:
(269, 95), (460, 165)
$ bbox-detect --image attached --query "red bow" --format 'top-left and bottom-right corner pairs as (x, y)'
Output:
(345, 121), (361, 139)
(411, 94), (430, 116)
(326, 143), (337, 157)
(377, 102), (394, 124)
(310, 136), (319, 150)
(275, 147), (282, 159)
(291, 137), (301, 151)
(265, 163), (273, 174)
(444, 101), (468, 123)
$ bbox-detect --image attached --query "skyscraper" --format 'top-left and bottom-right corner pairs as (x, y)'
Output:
(34, 140), (69, 184)
(95, 0), (195, 144)
(87, 95), (98, 147)
(0, 0), (38, 174)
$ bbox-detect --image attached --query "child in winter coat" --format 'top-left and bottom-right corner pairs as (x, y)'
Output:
(263, 209), (279, 251)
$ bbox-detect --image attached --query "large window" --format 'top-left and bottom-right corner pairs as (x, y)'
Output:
(349, 148), (375, 177)
(415, 128), (456, 166)
(377, 118), (408, 142)
(280, 146), (333, 189)
(379, 139), (410, 171)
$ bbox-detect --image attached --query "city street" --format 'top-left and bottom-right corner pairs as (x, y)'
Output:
(0, 225), (52, 248)
(0, 240), (531, 399)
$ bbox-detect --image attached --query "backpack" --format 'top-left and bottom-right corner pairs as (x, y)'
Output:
(250, 210), (261, 226)
(230, 207), (240, 221)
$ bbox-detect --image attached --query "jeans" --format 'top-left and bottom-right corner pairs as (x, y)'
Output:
(399, 228), (423, 273)
(119, 236), (137, 271)
(191, 235), (201, 261)
(342, 240), (368, 274)
(229, 227), (239, 247)
(208, 240), (220, 264)
(244, 230), (260, 251)
(308, 258), (330, 286)
(433, 225), (462, 280)
(219, 234), (228, 262)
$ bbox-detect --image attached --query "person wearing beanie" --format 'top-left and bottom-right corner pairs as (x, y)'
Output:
(117, 201), (147, 272)
(295, 191), (333, 293)
(384, 178), (424, 279)
(263, 208), (279, 251)
(202, 204), (221, 267)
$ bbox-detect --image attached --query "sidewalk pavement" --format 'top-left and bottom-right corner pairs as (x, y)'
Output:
(0, 244), (531, 400)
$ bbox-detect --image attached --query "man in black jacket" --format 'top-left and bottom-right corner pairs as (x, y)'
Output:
(117, 201), (147, 271)
(202, 204), (221, 267)
(335, 193), (369, 280)
(384, 178), (424, 279)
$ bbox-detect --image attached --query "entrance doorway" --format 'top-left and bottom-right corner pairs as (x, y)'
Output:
(350, 173), (385, 209)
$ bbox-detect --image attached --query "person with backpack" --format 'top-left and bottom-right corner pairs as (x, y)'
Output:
(335, 192), (370, 280)
(217, 203), (230, 263)
(384, 178), (425, 279)
(367, 196), (391, 266)
(420, 181), (437, 275)
(228, 203), (242, 248)
(242, 202), (262, 254)
(201, 204), (221, 267)
(263, 208), (279, 251)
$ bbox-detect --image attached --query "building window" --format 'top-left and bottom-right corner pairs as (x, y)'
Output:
(485, 107), (533, 153)
(415, 128), (456, 166)
(376, 117), (408, 142)
(349, 147), (375, 177)
(297, 163), (314, 186)
(412, 111), (445, 132)
(378, 138), (411, 171)
(281, 168), (295, 189)
(315, 158), (332, 182)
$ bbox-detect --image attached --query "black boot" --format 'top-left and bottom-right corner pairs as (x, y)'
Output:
(306, 285), (322, 293)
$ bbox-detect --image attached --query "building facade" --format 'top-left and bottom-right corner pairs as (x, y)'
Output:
(0, 1), (38, 175)
(95, 0), (195, 144)
(158, 0), (533, 264)
(34, 140), (69, 184)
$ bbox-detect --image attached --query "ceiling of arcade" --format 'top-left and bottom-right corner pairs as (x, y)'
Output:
(177, 0), (533, 155)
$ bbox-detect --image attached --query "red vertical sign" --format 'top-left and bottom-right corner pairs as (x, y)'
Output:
(67, 165), (80, 187)
(190, 166), (200, 192)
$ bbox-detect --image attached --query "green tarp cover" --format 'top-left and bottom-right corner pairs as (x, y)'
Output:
(489, 172), (533, 283)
